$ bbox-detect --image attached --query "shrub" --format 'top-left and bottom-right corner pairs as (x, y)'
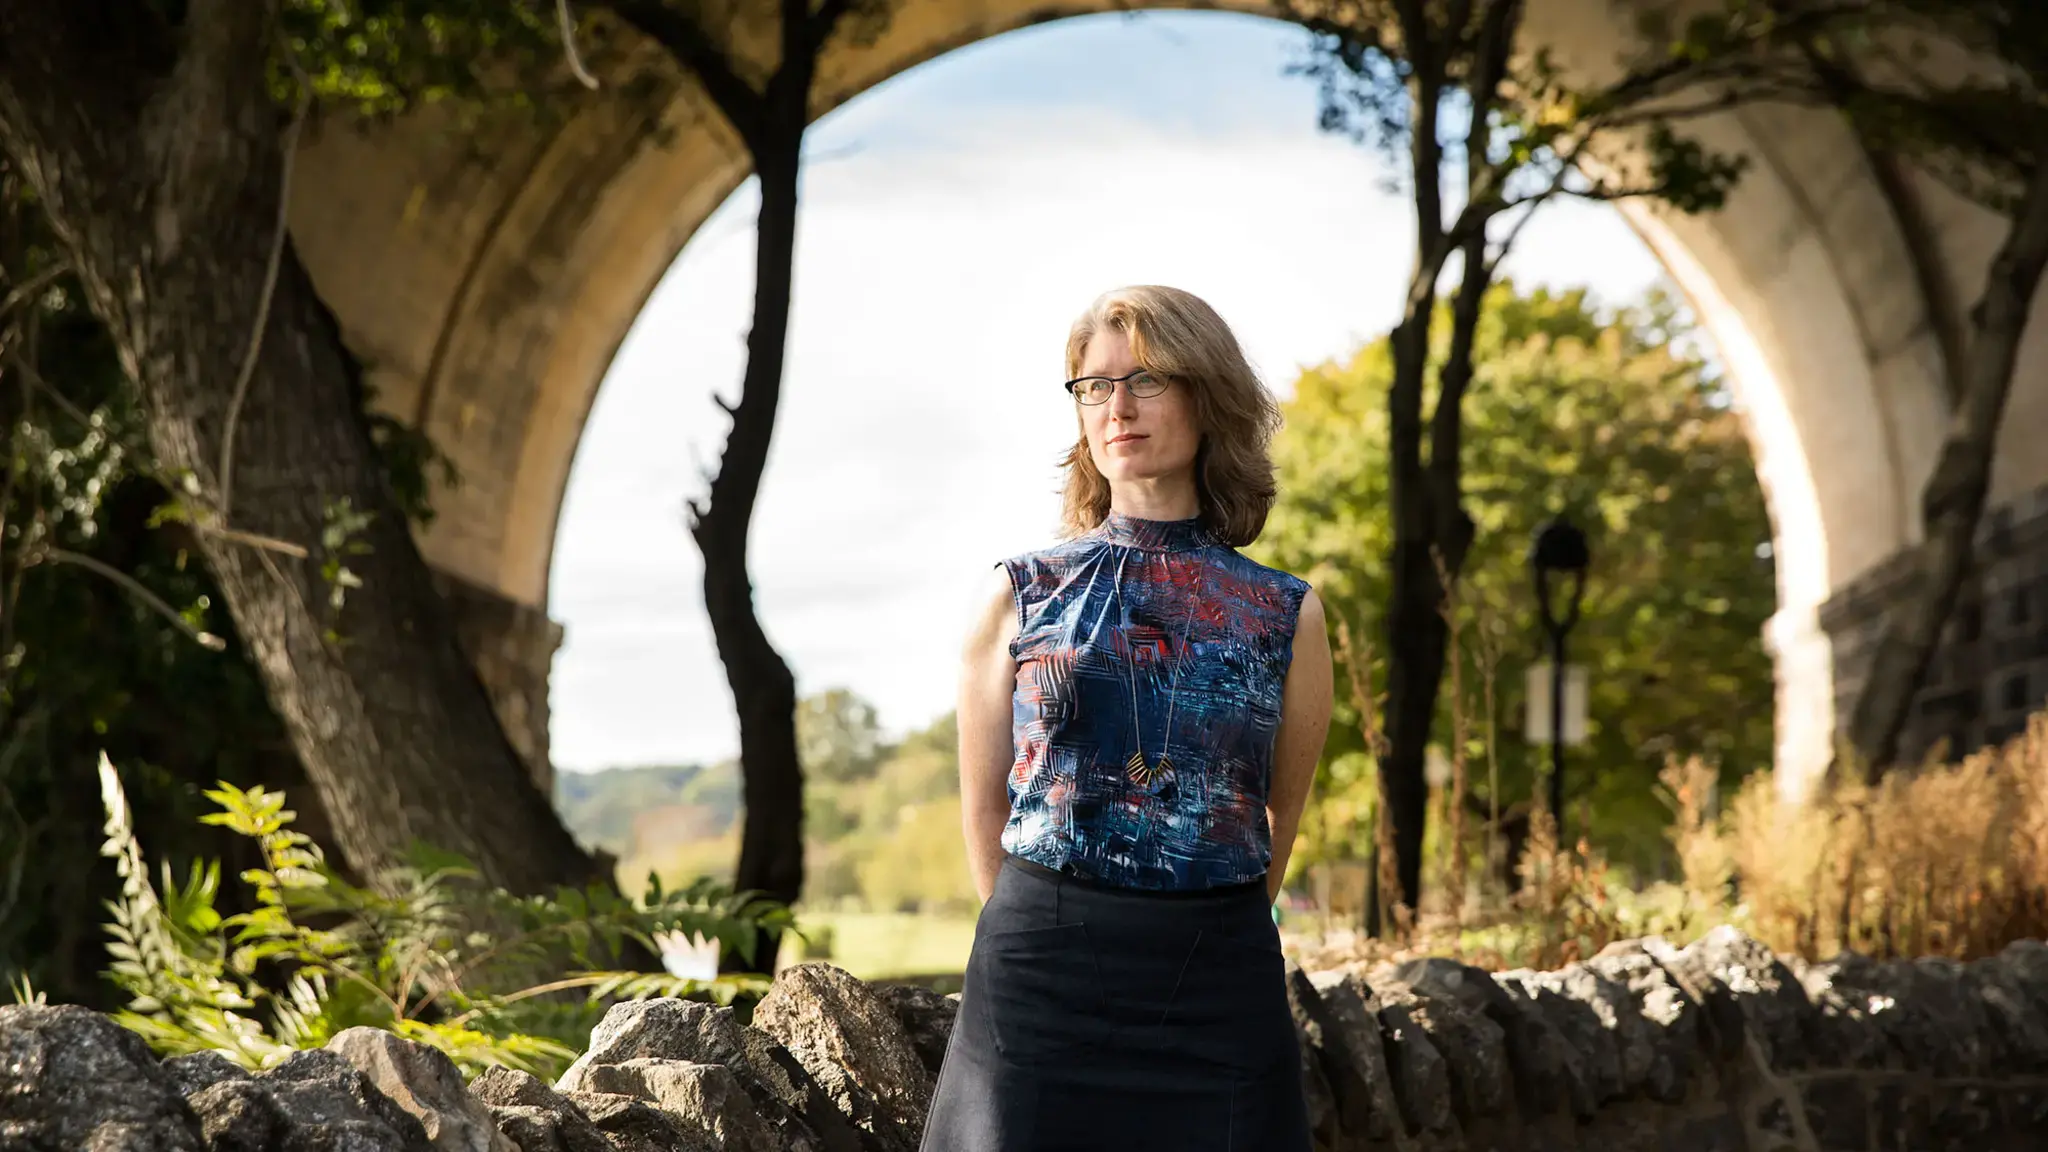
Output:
(79, 754), (798, 1079)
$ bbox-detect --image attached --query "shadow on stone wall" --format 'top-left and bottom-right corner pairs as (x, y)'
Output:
(6, 926), (2048, 1151)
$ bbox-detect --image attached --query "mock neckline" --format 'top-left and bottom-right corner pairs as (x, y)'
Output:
(1093, 510), (1217, 553)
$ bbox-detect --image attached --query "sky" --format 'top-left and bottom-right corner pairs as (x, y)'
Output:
(545, 11), (1670, 773)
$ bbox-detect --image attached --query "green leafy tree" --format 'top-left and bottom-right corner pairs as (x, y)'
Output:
(1251, 283), (1776, 882)
(1277, 0), (1812, 920)
(798, 688), (886, 787)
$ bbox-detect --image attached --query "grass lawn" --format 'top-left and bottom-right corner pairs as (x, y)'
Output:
(779, 909), (979, 987)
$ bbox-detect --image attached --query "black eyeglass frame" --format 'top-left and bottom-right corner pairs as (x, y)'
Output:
(1062, 368), (1171, 405)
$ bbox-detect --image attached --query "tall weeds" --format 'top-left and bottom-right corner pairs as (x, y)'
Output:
(1722, 713), (2048, 961)
(1288, 710), (2048, 972)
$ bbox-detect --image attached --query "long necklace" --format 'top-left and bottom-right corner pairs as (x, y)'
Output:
(1112, 553), (1199, 788)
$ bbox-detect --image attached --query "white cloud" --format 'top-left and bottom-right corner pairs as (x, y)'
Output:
(546, 65), (1666, 772)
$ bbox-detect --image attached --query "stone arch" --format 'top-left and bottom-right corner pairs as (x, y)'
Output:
(287, 0), (2044, 791)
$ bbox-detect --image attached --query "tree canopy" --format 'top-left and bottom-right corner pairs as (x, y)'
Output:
(1250, 281), (1777, 879)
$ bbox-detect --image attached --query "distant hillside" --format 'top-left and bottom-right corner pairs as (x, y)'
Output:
(553, 763), (739, 856)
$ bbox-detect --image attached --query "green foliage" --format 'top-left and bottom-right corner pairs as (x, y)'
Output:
(1249, 282), (1777, 877)
(82, 754), (793, 1079)
(277, 0), (567, 120)
(799, 688), (886, 787)
(1286, 1), (1752, 223)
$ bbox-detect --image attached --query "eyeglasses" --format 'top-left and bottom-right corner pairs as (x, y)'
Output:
(1064, 369), (1170, 405)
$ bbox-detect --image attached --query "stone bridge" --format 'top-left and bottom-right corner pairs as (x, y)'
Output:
(284, 0), (2048, 793)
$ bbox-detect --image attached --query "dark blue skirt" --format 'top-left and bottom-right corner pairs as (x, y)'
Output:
(919, 852), (1311, 1151)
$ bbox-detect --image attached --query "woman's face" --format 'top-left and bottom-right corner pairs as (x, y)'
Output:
(1076, 328), (1201, 489)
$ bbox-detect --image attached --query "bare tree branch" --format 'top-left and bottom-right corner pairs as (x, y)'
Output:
(39, 547), (227, 651)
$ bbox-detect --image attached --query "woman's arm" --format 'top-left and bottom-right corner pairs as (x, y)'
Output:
(1265, 586), (1333, 905)
(958, 566), (1022, 904)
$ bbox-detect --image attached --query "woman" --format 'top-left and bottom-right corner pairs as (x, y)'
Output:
(920, 285), (1334, 1151)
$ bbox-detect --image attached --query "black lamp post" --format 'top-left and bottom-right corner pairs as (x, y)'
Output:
(1530, 516), (1590, 835)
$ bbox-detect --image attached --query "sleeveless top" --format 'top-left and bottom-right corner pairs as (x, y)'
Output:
(996, 510), (1312, 891)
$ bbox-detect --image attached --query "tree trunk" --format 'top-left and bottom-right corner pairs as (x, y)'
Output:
(1381, 542), (1448, 918)
(0, 0), (606, 896)
(1381, 281), (1440, 915)
(1845, 157), (2048, 777)
(695, 136), (805, 974)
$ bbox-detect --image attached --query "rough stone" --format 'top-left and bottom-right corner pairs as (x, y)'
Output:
(466, 1069), (610, 1152)
(327, 1028), (517, 1152)
(754, 964), (932, 1143)
(794, 1051), (918, 1151)
(1649, 927), (1812, 1071)
(559, 1058), (780, 1152)
(161, 1051), (250, 1099)
(1798, 953), (1913, 1070)
(1972, 947), (2048, 1072)
(184, 1079), (289, 1152)
(1929, 1084), (1999, 1149)
(1378, 998), (1456, 1136)
(483, 1104), (579, 1152)
(1305, 968), (1404, 1141)
(566, 1090), (712, 1152)
(1374, 966), (1513, 1119)
(1281, 965), (1341, 1148)
(1801, 1075), (1868, 1151)
(556, 998), (859, 1152)
(872, 983), (957, 1080)
(1495, 969), (1618, 1116)
(1393, 956), (1576, 1120)
(0, 1002), (205, 1152)
(1872, 1085), (1931, 1152)
(1803, 953), (1998, 1076)
(252, 1048), (437, 1152)
(1586, 940), (1703, 1101)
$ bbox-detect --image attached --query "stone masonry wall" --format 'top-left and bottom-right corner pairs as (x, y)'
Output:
(1821, 482), (2048, 766)
(7, 927), (2048, 1151)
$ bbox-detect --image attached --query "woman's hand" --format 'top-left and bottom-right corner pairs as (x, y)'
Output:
(958, 566), (1022, 904)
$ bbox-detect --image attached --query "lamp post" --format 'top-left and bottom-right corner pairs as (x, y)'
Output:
(1530, 516), (1590, 835)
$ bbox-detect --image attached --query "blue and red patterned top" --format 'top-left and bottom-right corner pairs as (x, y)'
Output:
(996, 510), (1312, 891)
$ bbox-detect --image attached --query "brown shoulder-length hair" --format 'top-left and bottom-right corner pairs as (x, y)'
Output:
(1060, 285), (1282, 548)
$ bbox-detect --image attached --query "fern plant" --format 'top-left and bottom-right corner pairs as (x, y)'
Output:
(82, 753), (796, 1078)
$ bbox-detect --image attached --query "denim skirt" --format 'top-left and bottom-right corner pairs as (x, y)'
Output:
(918, 852), (1310, 1152)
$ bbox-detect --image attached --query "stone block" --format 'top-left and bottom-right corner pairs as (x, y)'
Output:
(1801, 1075), (1869, 1152)
(328, 1027), (517, 1152)
(555, 998), (857, 1152)
(1307, 968), (1407, 1141)
(754, 962), (931, 1144)
(0, 1003), (205, 1152)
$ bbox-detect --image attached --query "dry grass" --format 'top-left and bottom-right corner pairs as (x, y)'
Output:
(1285, 711), (2048, 972)
(1722, 713), (2048, 962)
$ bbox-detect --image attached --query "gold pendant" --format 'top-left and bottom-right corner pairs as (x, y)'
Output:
(1125, 752), (1171, 786)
